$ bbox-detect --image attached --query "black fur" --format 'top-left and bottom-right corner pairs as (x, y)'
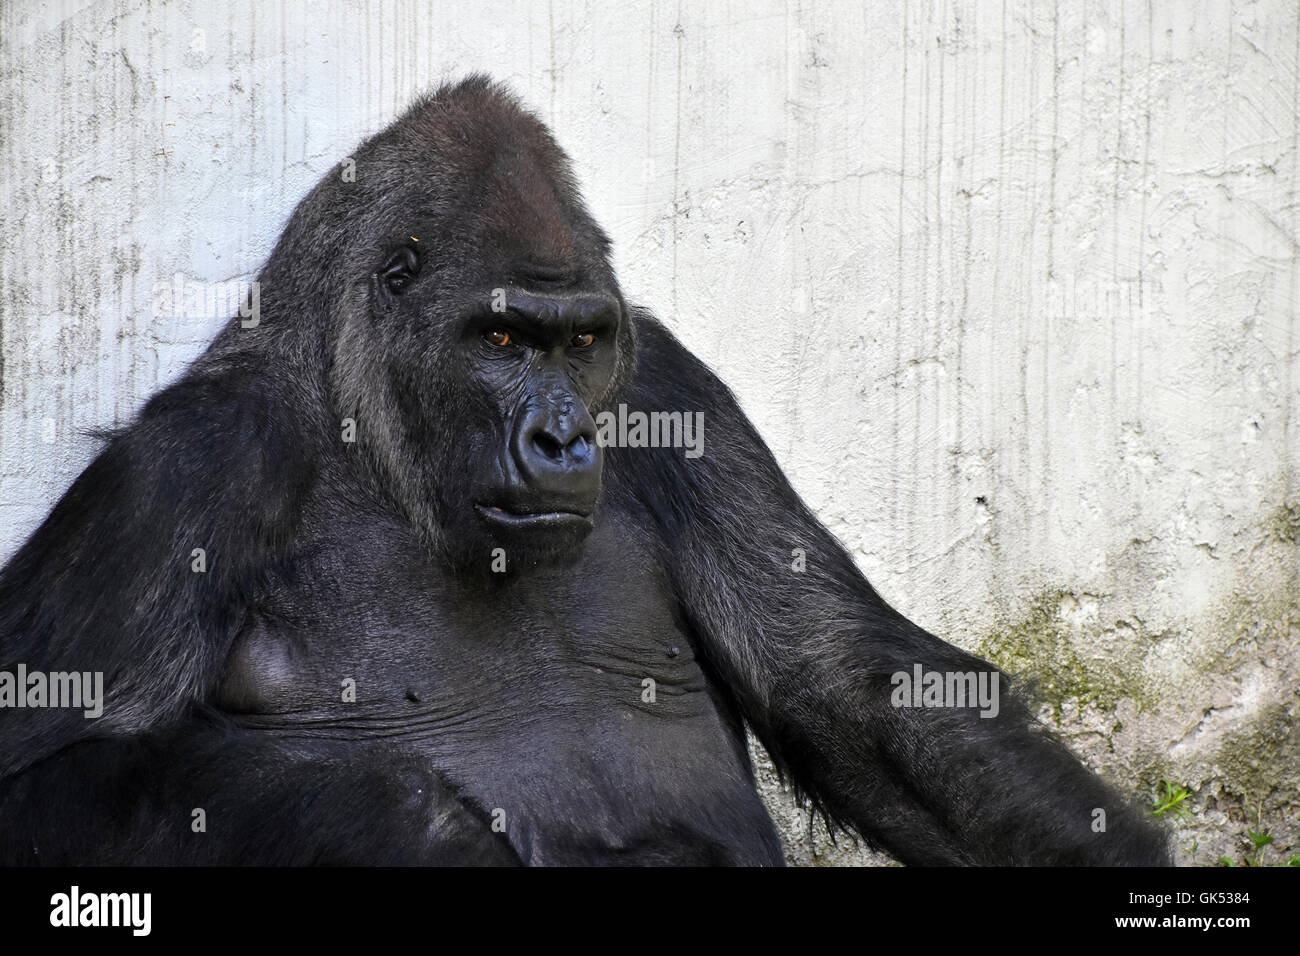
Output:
(0, 76), (1170, 866)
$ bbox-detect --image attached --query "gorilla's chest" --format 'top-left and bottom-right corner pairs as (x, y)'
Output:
(216, 510), (778, 863)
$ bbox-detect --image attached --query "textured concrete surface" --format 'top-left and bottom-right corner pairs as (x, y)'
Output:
(1, 0), (1297, 866)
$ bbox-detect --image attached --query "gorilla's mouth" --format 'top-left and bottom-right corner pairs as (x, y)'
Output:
(475, 503), (594, 532)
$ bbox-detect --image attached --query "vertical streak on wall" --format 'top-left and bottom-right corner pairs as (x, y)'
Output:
(912, 1), (928, 587)
(1110, 3), (1124, 536)
(547, 0), (557, 120)
(1138, 2), (1152, 447)
(1044, 3), (1058, 553)
(989, 0), (1008, 619)
(932, 0), (946, 570)
(1023, 3), (1038, 551)
(670, 0), (683, 320)
(1289, 5), (1300, 601)
(893, 3), (908, 555)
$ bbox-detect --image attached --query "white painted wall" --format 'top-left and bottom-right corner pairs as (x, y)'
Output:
(1, 0), (1297, 865)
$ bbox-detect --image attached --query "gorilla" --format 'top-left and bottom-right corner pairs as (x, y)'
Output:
(0, 76), (1169, 866)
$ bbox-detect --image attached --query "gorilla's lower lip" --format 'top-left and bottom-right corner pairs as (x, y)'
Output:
(475, 504), (593, 529)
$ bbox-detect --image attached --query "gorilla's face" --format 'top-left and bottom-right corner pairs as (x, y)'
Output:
(368, 234), (627, 571)
(326, 105), (633, 574)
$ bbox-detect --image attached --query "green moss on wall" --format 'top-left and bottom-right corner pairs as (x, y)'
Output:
(1269, 502), (1300, 545)
(976, 589), (1149, 721)
(1212, 701), (1300, 802)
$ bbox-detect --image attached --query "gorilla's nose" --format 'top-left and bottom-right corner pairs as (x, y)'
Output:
(531, 429), (592, 465)
(513, 403), (602, 501)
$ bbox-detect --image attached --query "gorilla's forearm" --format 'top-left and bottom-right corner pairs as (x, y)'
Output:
(624, 310), (1170, 865)
(0, 714), (519, 866)
(766, 626), (1171, 865)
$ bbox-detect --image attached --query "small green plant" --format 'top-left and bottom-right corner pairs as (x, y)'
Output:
(1216, 836), (1285, 867)
(1151, 780), (1193, 822)
(1152, 783), (1294, 867)
(1243, 829), (1274, 866)
(1216, 803), (1291, 866)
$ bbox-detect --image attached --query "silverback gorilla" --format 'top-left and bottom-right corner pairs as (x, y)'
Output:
(0, 76), (1169, 866)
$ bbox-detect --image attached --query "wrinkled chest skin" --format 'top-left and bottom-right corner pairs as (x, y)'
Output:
(215, 501), (783, 866)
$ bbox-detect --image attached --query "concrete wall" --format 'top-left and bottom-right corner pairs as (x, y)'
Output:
(1, 0), (1296, 866)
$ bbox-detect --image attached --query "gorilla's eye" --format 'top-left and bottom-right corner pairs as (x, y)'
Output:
(571, 332), (595, 348)
(484, 329), (512, 347)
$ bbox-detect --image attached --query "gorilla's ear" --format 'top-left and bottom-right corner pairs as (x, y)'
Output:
(378, 243), (421, 296)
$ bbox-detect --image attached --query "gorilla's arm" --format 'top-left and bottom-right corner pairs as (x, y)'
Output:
(0, 360), (314, 779)
(0, 357), (517, 865)
(619, 309), (1169, 865)
(0, 710), (519, 865)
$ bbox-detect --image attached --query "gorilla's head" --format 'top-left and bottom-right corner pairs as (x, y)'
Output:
(262, 76), (634, 573)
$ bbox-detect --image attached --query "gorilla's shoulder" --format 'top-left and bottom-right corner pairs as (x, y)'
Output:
(624, 306), (739, 412)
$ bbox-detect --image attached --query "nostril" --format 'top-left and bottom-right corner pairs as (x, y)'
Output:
(532, 431), (565, 461)
(527, 429), (596, 469)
